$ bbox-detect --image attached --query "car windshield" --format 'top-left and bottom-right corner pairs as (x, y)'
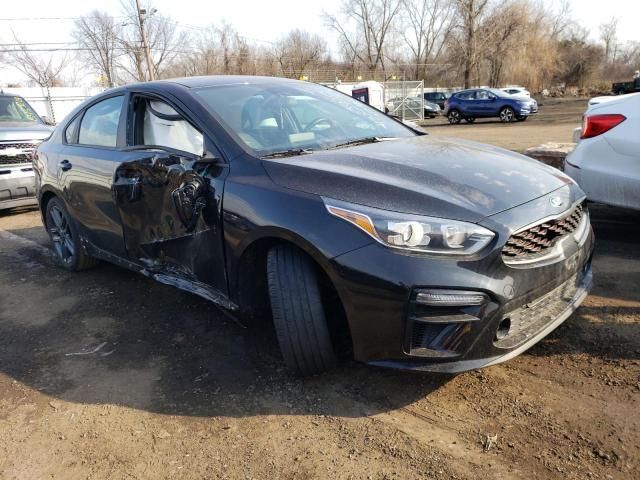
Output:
(194, 82), (415, 156)
(0, 96), (40, 123)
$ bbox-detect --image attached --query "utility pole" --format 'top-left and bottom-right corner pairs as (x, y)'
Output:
(135, 0), (155, 81)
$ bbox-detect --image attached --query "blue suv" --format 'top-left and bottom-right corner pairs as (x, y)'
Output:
(444, 88), (538, 124)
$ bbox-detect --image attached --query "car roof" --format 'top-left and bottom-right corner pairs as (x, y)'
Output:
(152, 75), (305, 89)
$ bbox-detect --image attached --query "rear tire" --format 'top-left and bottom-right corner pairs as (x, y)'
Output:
(267, 245), (338, 376)
(447, 110), (462, 124)
(464, 117), (476, 123)
(45, 197), (98, 271)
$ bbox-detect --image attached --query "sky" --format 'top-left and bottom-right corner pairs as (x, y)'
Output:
(1, 0), (639, 85)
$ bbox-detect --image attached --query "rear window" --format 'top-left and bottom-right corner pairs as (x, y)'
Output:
(455, 92), (475, 100)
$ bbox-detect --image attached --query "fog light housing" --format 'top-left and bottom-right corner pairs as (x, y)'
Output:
(406, 289), (492, 357)
(414, 290), (488, 307)
(495, 318), (511, 340)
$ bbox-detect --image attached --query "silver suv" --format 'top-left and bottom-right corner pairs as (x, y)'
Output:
(1, 93), (54, 210)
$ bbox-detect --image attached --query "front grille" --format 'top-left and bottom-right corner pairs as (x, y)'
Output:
(502, 203), (584, 259)
(494, 271), (582, 349)
(0, 142), (38, 165)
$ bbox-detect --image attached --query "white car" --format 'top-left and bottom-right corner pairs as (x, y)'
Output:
(502, 87), (530, 97)
(565, 93), (640, 210)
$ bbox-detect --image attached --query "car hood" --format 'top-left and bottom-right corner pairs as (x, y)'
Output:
(0, 122), (53, 141)
(262, 136), (572, 223)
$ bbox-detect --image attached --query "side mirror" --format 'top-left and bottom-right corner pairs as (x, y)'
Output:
(193, 153), (224, 167)
(41, 116), (55, 125)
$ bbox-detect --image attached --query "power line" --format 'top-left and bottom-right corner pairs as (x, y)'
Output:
(0, 16), (125, 21)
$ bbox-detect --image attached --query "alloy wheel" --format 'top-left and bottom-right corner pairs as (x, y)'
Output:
(500, 108), (515, 123)
(48, 205), (76, 264)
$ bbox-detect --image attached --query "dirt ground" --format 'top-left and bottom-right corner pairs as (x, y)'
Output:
(1, 107), (639, 479)
(421, 98), (587, 152)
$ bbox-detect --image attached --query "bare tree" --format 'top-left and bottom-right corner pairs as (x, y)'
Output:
(451, 0), (491, 88)
(599, 17), (619, 63)
(164, 21), (262, 78)
(274, 29), (327, 78)
(1, 34), (67, 87)
(548, 0), (573, 40)
(325, 0), (402, 74)
(118, 0), (189, 81)
(401, 0), (454, 80)
(73, 11), (121, 87)
(481, 2), (526, 86)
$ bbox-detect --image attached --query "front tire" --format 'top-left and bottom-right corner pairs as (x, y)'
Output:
(267, 245), (338, 376)
(464, 117), (476, 123)
(45, 197), (97, 271)
(516, 115), (528, 122)
(499, 107), (515, 123)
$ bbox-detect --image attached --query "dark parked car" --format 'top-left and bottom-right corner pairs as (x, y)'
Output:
(0, 93), (53, 210)
(35, 76), (593, 375)
(423, 91), (449, 110)
(612, 76), (640, 95)
(444, 88), (538, 124)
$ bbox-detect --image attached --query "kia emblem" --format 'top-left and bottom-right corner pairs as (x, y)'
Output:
(550, 197), (565, 208)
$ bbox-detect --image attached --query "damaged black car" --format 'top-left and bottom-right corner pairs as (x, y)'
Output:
(34, 76), (594, 375)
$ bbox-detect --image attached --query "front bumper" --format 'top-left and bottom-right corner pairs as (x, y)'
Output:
(370, 265), (592, 373)
(0, 163), (37, 210)
(329, 187), (594, 373)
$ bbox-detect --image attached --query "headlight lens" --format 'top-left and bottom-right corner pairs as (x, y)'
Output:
(324, 199), (495, 255)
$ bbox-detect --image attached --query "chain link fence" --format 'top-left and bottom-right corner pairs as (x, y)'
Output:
(384, 81), (424, 121)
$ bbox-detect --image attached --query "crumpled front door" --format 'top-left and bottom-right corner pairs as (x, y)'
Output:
(113, 152), (229, 298)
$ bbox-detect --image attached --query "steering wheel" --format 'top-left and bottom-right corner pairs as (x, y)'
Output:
(304, 117), (336, 132)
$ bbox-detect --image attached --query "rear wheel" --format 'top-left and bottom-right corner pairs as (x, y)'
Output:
(45, 197), (97, 271)
(464, 117), (476, 123)
(499, 107), (515, 123)
(267, 245), (338, 376)
(447, 110), (462, 124)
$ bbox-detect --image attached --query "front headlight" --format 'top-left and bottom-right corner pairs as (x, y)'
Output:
(324, 199), (495, 256)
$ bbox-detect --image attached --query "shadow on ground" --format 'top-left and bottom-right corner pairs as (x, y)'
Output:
(0, 203), (638, 419)
(0, 225), (449, 418)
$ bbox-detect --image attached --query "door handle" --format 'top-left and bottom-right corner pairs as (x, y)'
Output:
(58, 159), (72, 172)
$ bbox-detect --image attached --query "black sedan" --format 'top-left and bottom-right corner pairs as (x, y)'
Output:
(34, 76), (594, 375)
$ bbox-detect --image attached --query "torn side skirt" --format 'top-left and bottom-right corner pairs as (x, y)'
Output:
(138, 258), (238, 311)
(141, 268), (238, 311)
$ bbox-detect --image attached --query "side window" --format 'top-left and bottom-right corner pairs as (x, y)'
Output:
(78, 96), (124, 147)
(477, 90), (489, 100)
(136, 98), (204, 156)
(64, 115), (81, 144)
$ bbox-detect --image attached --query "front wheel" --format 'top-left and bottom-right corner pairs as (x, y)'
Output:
(516, 115), (528, 122)
(267, 245), (338, 376)
(464, 117), (476, 123)
(45, 197), (97, 271)
(447, 110), (462, 124)
(499, 107), (515, 123)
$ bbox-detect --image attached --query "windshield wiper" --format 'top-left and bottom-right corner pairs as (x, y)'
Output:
(261, 148), (313, 159)
(328, 136), (397, 150)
